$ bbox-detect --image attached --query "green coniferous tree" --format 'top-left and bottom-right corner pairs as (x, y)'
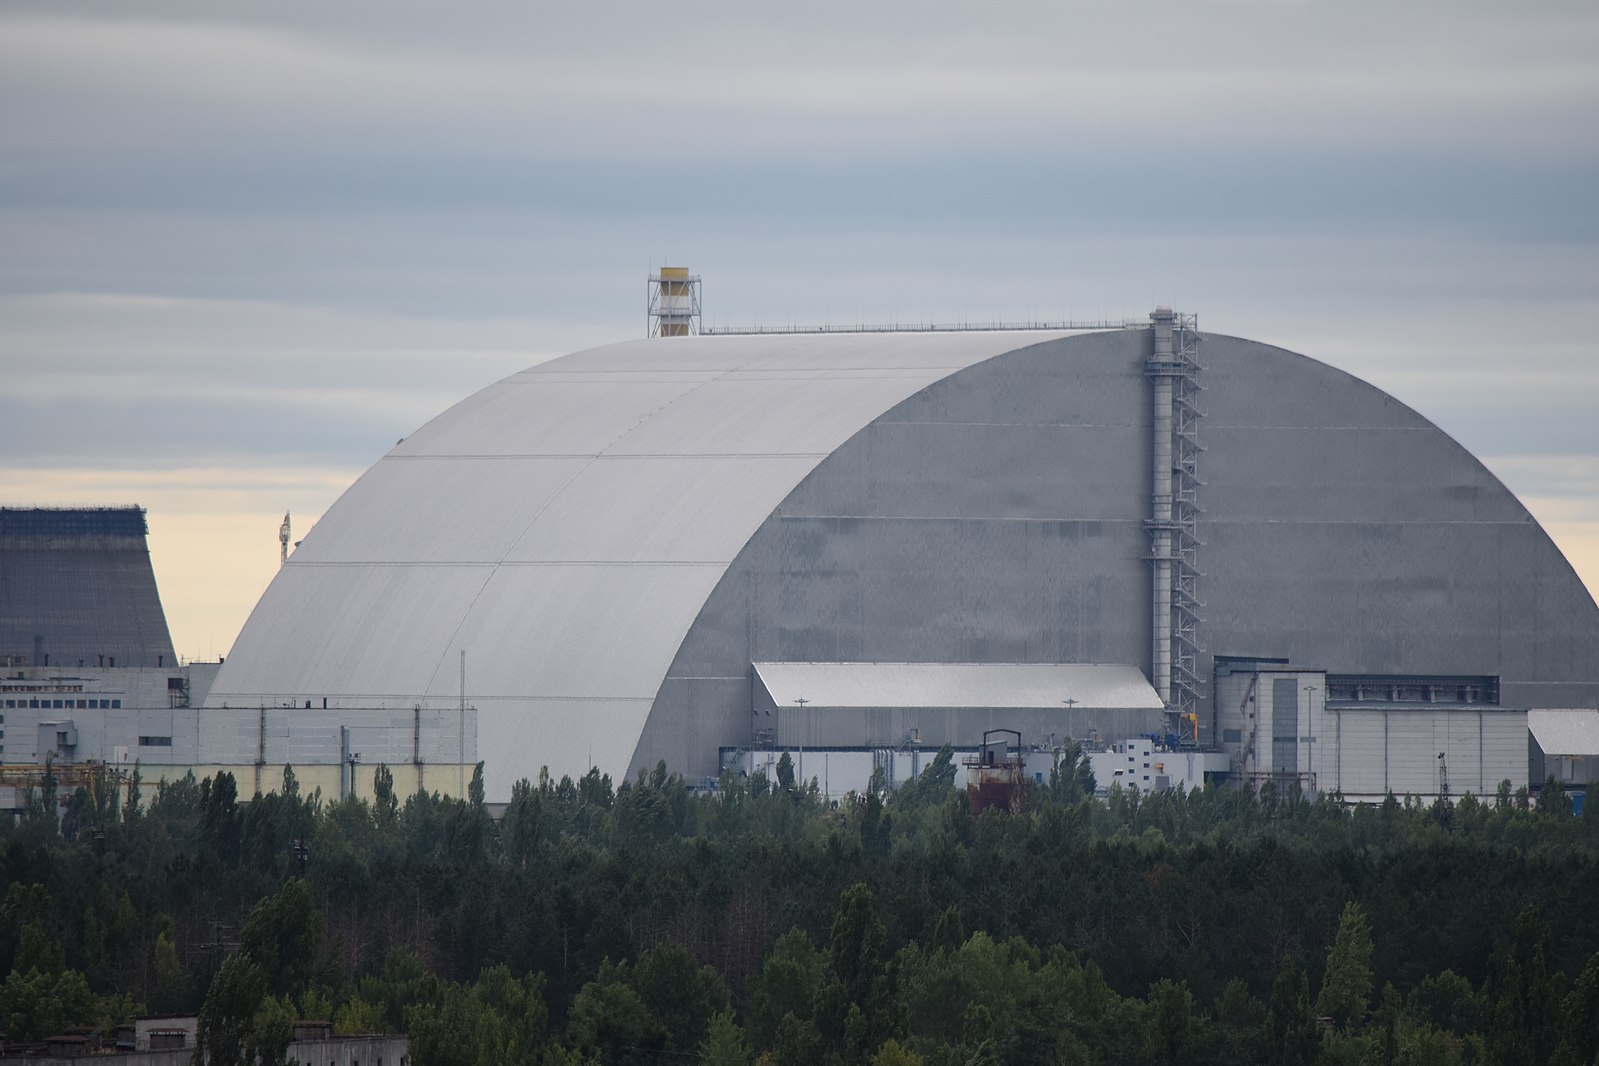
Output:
(1316, 901), (1374, 1029)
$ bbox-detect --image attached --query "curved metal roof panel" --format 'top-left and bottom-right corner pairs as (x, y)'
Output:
(1528, 709), (1599, 756)
(209, 331), (1088, 783)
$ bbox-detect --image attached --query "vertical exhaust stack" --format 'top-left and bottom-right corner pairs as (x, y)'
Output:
(1148, 307), (1177, 708)
(647, 266), (702, 337)
(1145, 306), (1205, 740)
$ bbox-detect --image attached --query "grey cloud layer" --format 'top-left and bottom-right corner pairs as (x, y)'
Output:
(1, 2), (1596, 506)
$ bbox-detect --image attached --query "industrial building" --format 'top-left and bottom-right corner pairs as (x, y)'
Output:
(203, 308), (1599, 802)
(0, 506), (476, 806)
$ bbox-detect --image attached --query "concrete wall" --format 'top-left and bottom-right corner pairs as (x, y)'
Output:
(0, 665), (476, 800)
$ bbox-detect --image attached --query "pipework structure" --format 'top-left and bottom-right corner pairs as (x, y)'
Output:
(647, 267), (702, 337)
(1145, 307), (1205, 737)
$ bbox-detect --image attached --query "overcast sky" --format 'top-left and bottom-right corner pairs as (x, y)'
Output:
(2, 0), (1596, 660)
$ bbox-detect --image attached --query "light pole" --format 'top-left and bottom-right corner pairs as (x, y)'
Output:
(1304, 684), (1317, 792)
(795, 697), (809, 792)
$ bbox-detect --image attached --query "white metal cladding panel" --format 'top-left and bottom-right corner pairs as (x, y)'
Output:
(505, 455), (823, 564)
(752, 661), (1162, 709)
(292, 456), (591, 564)
(1384, 714), (1443, 795)
(475, 696), (653, 786)
(604, 373), (952, 457)
(1343, 712), (1394, 795)
(1439, 713), (1485, 793)
(516, 331), (1079, 375)
(1334, 712), (1388, 796)
(1485, 712), (1530, 789)
(423, 564), (729, 699)
(214, 565), (494, 699)
(393, 377), (717, 457)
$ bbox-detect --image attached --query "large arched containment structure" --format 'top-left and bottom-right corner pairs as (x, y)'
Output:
(208, 320), (1599, 799)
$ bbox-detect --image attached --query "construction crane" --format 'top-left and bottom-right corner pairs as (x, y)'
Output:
(279, 512), (291, 567)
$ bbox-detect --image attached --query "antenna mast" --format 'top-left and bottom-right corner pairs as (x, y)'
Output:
(279, 512), (291, 567)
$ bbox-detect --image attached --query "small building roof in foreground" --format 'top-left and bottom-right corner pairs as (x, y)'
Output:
(753, 662), (1162, 710)
(1528, 709), (1599, 756)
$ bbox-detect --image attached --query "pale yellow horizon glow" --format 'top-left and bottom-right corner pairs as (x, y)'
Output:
(0, 465), (356, 662)
(4, 465), (1598, 664)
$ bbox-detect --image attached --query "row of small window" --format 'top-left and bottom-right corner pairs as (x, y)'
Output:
(2, 698), (121, 709)
(139, 736), (173, 747)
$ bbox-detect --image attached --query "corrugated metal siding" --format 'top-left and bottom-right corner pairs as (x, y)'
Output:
(1331, 708), (1528, 799)
(1335, 712), (1387, 796)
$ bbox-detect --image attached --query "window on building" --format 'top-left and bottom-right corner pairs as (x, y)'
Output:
(111, 700), (121, 708)
(138, 736), (173, 748)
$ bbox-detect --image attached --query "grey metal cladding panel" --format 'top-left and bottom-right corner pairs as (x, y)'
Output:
(1200, 518), (1598, 679)
(642, 333), (1158, 777)
(1200, 332), (1599, 688)
(635, 676), (750, 779)
(649, 517), (1151, 776)
(292, 456), (592, 564)
(1203, 336), (1424, 432)
(654, 512), (1147, 774)
(878, 331), (1149, 427)
(766, 515), (1146, 665)
(1202, 425), (1529, 523)
(777, 421), (1148, 523)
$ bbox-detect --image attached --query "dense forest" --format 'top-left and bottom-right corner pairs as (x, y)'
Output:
(1, 749), (1597, 1065)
